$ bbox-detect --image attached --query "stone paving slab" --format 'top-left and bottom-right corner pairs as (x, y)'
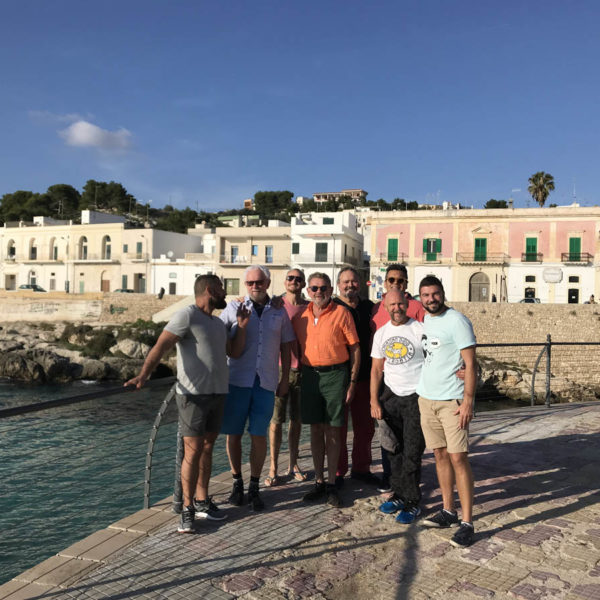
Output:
(2, 402), (599, 600)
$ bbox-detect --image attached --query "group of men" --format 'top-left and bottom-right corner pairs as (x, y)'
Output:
(126, 261), (477, 548)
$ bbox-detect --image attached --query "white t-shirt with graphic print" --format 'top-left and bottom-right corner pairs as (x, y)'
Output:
(371, 318), (425, 396)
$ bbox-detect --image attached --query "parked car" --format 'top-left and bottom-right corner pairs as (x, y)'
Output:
(519, 298), (541, 303)
(114, 288), (135, 293)
(18, 284), (47, 292)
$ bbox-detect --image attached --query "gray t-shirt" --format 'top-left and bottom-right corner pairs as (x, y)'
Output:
(164, 304), (228, 395)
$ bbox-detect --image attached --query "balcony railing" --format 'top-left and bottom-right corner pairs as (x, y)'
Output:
(124, 252), (149, 261)
(219, 254), (289, 265)
(374, 252), (408, 265)
(421, 253), (442, 264)
(521, 252), (543, 263)
(561, 252), (593, 264)
(3, 254), (64, 263)
(456, 253), (510, 265)
(72, 253), (119, 263)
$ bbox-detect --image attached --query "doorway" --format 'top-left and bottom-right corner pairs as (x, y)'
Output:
(469, 272), (490, 302)
(568, 288), (579, 304)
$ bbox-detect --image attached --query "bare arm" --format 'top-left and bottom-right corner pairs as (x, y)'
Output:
(370, 357), (384, 419)
(455, 346), (477, 429)
(124, 330), (179, 389)
(226, 304), (250, 358)
(277, 341), (293, 397)
(345, 343), (361, 405)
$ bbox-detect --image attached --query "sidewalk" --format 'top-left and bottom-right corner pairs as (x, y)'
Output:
(2, 402), (599, 599)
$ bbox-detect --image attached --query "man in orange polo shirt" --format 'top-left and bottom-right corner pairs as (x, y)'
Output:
(292, 272), (360, 507)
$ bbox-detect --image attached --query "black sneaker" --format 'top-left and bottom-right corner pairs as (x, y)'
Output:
(326, 486), (342, 508)
(422, 509), (460, 528)
(194, 497), (227, 521)
(247, 487), (265, 511)
(335, 475), (344, 489)
(450, 522), (474, 547)
(303, 481), (327, 502)
(177, 505), (195, 533)
(350, 471), (381, 486)
(228, 479), (244, 506)
(377, 475), (392, 493)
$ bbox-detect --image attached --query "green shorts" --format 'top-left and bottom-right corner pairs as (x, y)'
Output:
(271, 369), (302, 424)
(300, 363), (348, 427)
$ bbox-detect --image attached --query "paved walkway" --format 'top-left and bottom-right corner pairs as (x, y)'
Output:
(2, 402), (599, 599)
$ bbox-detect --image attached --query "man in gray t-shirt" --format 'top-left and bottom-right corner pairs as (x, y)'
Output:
(125, 274), (248, 533)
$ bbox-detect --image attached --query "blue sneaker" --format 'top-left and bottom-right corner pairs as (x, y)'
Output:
(396, 506), (421, 524)
(379, 497), (404, 514)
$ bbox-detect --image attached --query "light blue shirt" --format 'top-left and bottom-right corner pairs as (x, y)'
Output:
(416, 308), (476, 401)
(220, 296), (296, 392)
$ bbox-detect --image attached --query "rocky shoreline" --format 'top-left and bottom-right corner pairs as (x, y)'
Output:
(0, 321), (174, 384)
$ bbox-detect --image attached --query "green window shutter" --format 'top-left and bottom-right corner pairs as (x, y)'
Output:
(435, 238), (442, 252)
(387, 238), (398, 261)
(569, 238), (581, 261)
(422, 238), (428, 252)
(474, 238), (487, 261)
(525, 238), (537, 261)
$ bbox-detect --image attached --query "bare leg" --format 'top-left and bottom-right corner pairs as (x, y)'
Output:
(288, 419), (302, 472)
(194, 431), (218, 501)
(181, 435), (204, 506)
(324, 425), (341, 484)
(433, 447), (456, 511)
(226, 434), (243, 475)
(311, 423), (325, 482)
(250, 434), (267, 479)
(268, 422), (282, 477)
(449, 452), (474, 522)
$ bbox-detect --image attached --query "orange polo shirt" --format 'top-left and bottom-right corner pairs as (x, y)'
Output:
(292, 300), (359, 367)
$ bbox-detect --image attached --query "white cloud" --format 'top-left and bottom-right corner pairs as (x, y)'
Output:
(59, 120), (132, 150)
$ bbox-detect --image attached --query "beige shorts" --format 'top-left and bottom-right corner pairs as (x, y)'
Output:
(418, 396), (469, 454)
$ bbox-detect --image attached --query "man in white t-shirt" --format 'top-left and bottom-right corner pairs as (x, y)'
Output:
(370, 289), (426, 525)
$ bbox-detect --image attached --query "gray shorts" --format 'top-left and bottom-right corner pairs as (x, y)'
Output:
(176, 393), (225, 438)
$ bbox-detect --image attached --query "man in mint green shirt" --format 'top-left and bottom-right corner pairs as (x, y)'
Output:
(416, 276), (477, 547)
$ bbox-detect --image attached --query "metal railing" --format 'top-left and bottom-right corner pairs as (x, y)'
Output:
(521, 252), (543, 262)
(560, 252), (593, 263)
(456, 252), (510, 264)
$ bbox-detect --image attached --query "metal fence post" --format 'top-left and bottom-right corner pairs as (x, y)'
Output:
(545, 334), (552, 407)
(172, 424), (184, 514)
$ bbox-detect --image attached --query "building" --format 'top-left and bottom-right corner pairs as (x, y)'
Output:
(0, 211), (203, 294)
(312, 189), (367, 204)
(368, 205), (600, 303)
(291, 211), (365, 286)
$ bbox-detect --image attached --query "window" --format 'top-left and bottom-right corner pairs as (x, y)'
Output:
(123, 244), (128, 253)
(231, 246), (239, 263)
(474, 238), (487, 261)
(524, 287), (536, 299)
(292, 242), (299, 255)
(323, 217), (334, 225)
(315, 242), (328, 262)
(265, 245), (273, 264)
(525, 275), (536, 283)
(169, 282), (177, 295)
(569, 238), (581, 261)
(423, 238), (441, 261)
(224, 278), (239, 295)
(79, 237), (88, 260)
(252, 245), (258, 256)
(525, 237), (537, 261)
(568, 276), (579, 283)
(29, 239), (37, 260)
(122, 275), (128, 289)
(387, 238), (398, 261)
(102, 236), (111, 260)
(53, 245), (58, 260)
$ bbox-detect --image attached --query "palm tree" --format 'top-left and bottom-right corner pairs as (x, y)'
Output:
(528, 172), (555, 207)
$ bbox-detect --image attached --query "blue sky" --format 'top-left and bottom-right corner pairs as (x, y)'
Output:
(2, 1), (599, 210)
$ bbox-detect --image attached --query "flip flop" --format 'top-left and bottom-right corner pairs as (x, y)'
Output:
(290, 468), (307, 482)
(264, 475), (279, 487)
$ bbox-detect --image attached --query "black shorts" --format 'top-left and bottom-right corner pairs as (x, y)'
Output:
(176, 393), (225, 437)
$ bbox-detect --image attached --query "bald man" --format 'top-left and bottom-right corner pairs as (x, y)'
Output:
(370, 290), (426, 525)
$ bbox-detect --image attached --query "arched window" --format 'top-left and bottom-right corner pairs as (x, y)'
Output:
(29, 238), (38, 260)
(49, 237), (58, 261)
(102, 235), (111, 260)
(7, 239), (16, 259)
(78, 236), (88, 260)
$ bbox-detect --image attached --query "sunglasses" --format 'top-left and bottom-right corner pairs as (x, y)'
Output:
(245, 280), (265, 286)
(387, 277), (407, 284)
(286, 275), (304, 283)
(309, 285), (329, 292)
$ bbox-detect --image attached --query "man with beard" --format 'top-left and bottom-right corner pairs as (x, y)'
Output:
(416, 276), (477, 547)
(125, 274), (249, 533)
(370, 290), (425, 524)
(333, 267), (379, 487)
(292, 272), (360, 507)
(220, 266), (295, 511)
(265, 268), (309, 486)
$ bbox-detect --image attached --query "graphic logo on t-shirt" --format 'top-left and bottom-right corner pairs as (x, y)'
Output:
(383, 336), (415, 365)
(421, 334), (441, 364)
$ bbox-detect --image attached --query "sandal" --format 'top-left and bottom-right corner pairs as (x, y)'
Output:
(289, 467), (307, 482)
(264, 475), (279, 487)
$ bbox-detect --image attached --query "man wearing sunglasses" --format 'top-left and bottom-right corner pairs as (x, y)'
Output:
(265, 268), (309, 487)
(219, 265), (295, 511)
(332, 266), (379, 488)
(292, 272), (360, 508)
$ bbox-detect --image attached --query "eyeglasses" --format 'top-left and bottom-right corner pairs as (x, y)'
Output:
(286, 275), (304, 283)
(309, 285), (329, 292)
(386, 277), (407, 284)
(245, 280), (265, 286)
